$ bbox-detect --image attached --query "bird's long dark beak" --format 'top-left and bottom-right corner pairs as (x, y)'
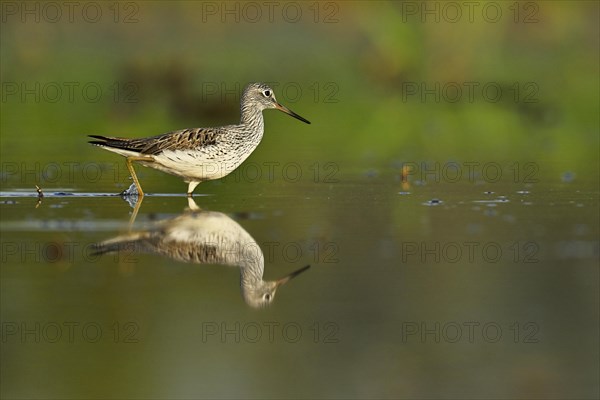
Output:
(275, 265), (311, 287)
(275, 103), (311, 124)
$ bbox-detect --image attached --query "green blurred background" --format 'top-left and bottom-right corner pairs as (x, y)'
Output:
(1, 1), (598, 185)
(1, 1), (599, 399)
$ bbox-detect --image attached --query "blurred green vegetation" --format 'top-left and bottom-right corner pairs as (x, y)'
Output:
(1, 1), (598, 187)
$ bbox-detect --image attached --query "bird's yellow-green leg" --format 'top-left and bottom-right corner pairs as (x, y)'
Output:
(128, 195), (144, 229)
(126, 156), (154, 196)
(187, 181), (200, 197)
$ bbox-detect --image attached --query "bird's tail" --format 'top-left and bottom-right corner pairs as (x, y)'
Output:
(88, 135), (144, 157)
(88, 135), (130, 149)
(90, 233), (148, 257)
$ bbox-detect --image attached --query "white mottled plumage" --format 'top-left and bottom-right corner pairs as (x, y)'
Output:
(89, 82), (310, 196)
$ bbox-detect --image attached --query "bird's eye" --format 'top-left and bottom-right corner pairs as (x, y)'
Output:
(264, 293), (271, 301)
(263, 90), (271, 97)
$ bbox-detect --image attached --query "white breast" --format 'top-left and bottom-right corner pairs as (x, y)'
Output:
(153, 149), (244, 180)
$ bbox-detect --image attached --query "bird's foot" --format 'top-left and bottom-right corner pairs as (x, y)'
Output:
(120, 183), (140, 208)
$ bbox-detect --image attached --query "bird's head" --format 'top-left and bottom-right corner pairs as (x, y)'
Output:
(242, 82), (311, 124)
(242, 265), (311, 308)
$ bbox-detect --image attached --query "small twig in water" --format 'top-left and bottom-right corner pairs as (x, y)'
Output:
(35, 185), (44, 208)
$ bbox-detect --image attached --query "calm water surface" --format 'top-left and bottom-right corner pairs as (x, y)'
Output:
(1, 171), (598, 399)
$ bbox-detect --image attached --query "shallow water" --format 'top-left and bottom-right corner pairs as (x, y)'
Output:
(1, 170), (598, 398)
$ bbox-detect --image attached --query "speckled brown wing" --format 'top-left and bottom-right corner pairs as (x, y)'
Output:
(88, 128), (222, 155)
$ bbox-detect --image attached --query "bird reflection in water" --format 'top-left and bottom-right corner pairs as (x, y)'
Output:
(93, 198), (310, 308)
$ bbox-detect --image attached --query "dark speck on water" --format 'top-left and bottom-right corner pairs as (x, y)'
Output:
(561, 171), (576, 183)
(424, 198), (442, 206)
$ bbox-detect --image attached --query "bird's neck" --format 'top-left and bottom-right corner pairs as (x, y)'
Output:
(240, 103), (265, 134)
(239, 254), (265, 287)
(238, 248), (265, 286)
